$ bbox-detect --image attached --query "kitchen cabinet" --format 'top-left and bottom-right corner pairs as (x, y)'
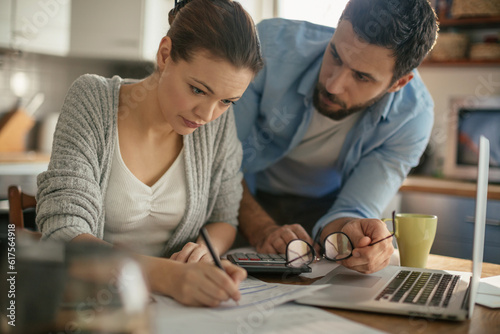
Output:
(11, 0), (71, 56)
(399, 177), (500, 264)
(69, 0), (171, 61)
(0, 0), (12, 48)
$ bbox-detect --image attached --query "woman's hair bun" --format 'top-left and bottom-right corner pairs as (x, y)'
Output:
(169, 0), (192, 25)
(166, 0), (263, 75)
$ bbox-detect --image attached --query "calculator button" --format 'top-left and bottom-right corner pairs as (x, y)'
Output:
(270, 254), (284, 260)
(246, 254), (261, 260)
(258, 254), (272, 259)
(234, 253), (248, 260)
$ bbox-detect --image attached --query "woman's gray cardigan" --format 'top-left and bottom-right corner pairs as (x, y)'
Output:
(36, 74), (243, 257)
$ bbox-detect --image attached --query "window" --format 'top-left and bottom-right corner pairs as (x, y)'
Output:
(276, 0), (350, 28)
(238, 0), (275, 24)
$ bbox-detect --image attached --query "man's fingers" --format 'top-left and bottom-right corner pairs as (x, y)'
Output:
(342, 222), (370, 247)
(353, 236), (371, 249)
(257, 228), (289, 254)
(345, 256), (390, 274)
(277, 226), (301, 245)
(288, 224), (314, 244)
(257, 242), (279, 254)
(270, 237), (288, 254)
(362, 219), (391, 244)
(343, 239), (394, 273)
(257, 224), (314, 254)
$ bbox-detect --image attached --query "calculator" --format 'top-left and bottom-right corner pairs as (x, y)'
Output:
(226, 252), (312, 274)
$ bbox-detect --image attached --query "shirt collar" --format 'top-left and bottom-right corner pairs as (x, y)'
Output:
(368, 92), (395, 123)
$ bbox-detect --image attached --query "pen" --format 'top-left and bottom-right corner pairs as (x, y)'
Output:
(200, 227), (224, 270)
(200, 227), (240, 305)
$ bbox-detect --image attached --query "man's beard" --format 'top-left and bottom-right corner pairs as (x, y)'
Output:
(312, 83), (388, 121)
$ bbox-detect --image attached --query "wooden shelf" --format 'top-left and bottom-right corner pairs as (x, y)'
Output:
(421, 59), (500, 67)
(439, 16), (500, 28)
(400, 176), (500, 200)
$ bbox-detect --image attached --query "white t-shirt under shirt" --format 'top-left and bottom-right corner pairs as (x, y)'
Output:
(258, 109), (362, 197)
(104, 132), (187, 256)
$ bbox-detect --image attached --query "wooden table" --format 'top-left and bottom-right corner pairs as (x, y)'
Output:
(259, 254), (500, 334)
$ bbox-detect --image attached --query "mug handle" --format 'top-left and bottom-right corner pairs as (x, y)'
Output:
(381, 218), (395, 233)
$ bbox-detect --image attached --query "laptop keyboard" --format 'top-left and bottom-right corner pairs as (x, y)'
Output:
(375, 270), (461, 307)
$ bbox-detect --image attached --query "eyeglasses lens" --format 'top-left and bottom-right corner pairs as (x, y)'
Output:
(286, 240), (314, 268)
(324, 233), (352, 260)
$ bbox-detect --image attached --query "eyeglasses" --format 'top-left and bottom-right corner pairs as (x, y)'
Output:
(285, 211), (396, 268)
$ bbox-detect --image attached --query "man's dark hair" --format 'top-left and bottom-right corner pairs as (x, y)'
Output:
(340, 0), (438, 82)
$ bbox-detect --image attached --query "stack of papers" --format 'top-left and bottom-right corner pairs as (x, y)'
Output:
(152, 277), (386, 334)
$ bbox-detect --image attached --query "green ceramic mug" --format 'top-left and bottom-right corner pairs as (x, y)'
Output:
(384, 213), (438, 268)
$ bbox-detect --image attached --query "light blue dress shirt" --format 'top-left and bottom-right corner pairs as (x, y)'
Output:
(233, 18), (434, 237)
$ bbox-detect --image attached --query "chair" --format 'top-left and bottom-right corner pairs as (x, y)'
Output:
(8, 185), (42, 239)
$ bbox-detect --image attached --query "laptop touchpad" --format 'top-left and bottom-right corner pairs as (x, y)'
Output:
(327, 274), (381, 288)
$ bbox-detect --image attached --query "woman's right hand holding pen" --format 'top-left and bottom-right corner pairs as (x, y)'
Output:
(144, 256), (246, 307)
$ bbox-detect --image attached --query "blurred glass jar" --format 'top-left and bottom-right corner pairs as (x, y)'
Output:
(0, 236), (151, 334)
(56, 243), (151, 334)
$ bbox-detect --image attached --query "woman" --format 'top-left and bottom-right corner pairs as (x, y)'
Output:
(36, 0), (263, 307)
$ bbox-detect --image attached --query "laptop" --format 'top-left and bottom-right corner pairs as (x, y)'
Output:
(296, 135), (490, 321)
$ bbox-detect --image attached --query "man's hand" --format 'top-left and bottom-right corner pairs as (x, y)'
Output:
(239, 181), (316, 254)
(255, 223), (314, 254)
(321, 218), (394, 274)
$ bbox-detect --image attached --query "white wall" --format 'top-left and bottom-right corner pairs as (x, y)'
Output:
(238, 0), (275, 23)
(418, 66), (500, 175)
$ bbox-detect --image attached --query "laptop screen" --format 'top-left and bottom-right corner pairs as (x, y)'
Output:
(468, 136), (489, 317)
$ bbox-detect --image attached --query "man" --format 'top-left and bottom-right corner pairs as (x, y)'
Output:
(233, 0), (438, 274)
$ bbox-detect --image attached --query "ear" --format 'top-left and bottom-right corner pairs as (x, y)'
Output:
(156, 36), (173, 72)
(387, 72), (414, 93)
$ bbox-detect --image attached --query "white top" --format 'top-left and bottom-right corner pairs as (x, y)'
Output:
(104, 132), (187, 256)
(258, 109), (362, 197)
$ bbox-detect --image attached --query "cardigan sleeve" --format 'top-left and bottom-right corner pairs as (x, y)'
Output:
(206, 108), (243, 228)
(36, 74), (115, 242)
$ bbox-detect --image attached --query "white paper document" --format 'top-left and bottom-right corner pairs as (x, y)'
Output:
(153, 297), (386, 334)
(236, 303), (386, 334)
(152, 276), (387, 333)
(476, 275), (500, 308)
(153, 277), (328, 312)
(216, 276), (328, 309)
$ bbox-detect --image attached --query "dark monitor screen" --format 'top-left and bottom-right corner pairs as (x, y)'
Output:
(457, 109), (500, 168)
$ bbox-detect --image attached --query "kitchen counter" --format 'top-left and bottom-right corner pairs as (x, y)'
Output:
(0, 152), (50, 199)
(401, 176), (500, 200)
(401, 176), (500, 263)
(0, 152), (50, 163)
(1, 155), (499, 200)
(0, 152), (50, 173)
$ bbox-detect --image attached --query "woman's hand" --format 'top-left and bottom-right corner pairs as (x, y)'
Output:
(151, 258), (247, 307)
(71, 235), (248, 307)
(170, 242), (213, 263)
